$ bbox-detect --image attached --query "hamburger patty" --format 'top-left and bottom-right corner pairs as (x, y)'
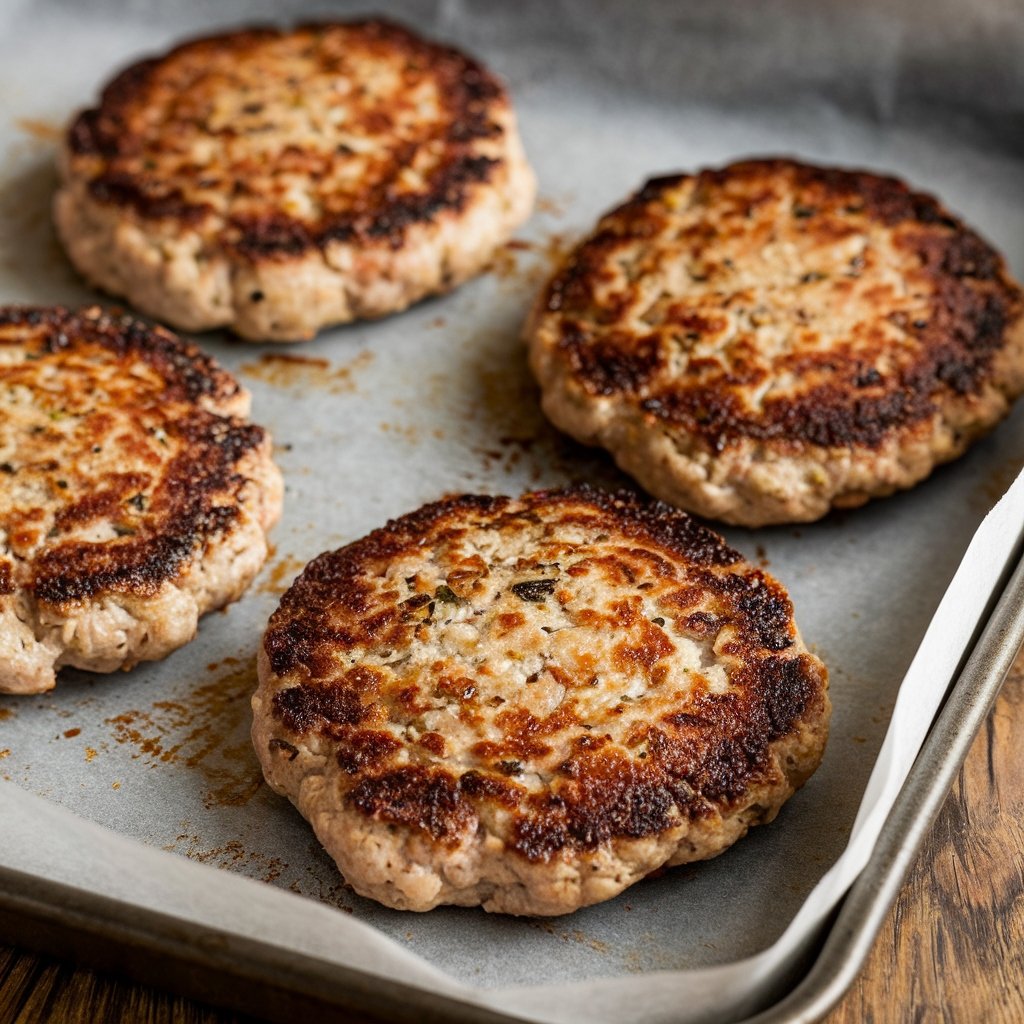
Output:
(55, 19), (536, 341)
(253, 487), (829, 915)
(526, 159), (1024, 525)
(0, 306), (282, 694)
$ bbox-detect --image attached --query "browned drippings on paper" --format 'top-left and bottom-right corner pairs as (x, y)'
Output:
(529, 920), (609, 954)
(169, 834), (286, 884)
(286, 858), (355, 913)
(539, 230), (572, 268)
(536, 194), (568, 218)
(0, 707), (14, 722)
(240, 350), (373, 395)
(485, 231), (573, 291)
(258, 551), (308, 596)
(974, 456), (1024, 508)
(105, 656), (264, 809)
(486, 240), (523, 280)
(378, 420), (420, 444)
(15, 117), (62, 143)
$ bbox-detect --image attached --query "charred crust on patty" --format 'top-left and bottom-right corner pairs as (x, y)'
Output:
(0, 305), (242, 405)
(230, 154), (501, 259)
(0, 308), (265, 605)
(65, 19), (512, 256)
(542, 159), (1021, 451)
(30, 423), (260, 604)
(266, 647), (817, 861)
(255, 487), (829, 911)
(0, 305), (282, 693)
(56, 19), (535, 341)
(263, 487), (743, 680)
(528, 159), (1024, 525)
(349, 765), (477, 842)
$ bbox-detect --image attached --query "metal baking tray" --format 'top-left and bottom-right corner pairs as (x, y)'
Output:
(2, 1), (1023, 1021)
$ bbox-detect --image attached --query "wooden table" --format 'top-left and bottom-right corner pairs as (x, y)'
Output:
(3, 648), (1023, 1024)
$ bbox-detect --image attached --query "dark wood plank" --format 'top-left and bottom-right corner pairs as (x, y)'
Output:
(825, 649), (1024, 1023)
(0, 944), (259, 1024)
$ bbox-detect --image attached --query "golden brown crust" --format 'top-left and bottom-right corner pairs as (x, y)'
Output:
(0, 306), (266, 606)
(527, 159), (1024, 525)
(259, 487), (829, 875)
(65, 19), (514, 258)
(540, 159), (1022, 449)
(0, 305), (282, 694)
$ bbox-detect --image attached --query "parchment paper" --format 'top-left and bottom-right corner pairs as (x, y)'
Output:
(1, 1), (1023, 1021)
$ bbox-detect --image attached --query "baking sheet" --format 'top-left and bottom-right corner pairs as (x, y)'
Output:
(1, 0), (1024, 1020)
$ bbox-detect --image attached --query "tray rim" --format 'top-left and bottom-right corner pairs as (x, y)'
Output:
(743, 542), (1024, 1023)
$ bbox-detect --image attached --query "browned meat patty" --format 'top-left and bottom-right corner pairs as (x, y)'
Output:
(526, 159), (1024, 525)
(253, 486), (829, 915)
(55, 19), (536, 341)
(0, 306), (283, 694)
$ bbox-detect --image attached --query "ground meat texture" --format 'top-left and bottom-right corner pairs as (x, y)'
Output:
(253, 486), (830, 915)
(0, 305), (282, 694)
(526, 159), (1024, 526)
(55, 19), (536, 342)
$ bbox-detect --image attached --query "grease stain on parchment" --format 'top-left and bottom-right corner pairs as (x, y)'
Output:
(240, 350), (373, 395)
(289, 874), (355, 914)
(15, 117), (62, 143)
(256, 547), (307, 596)
(434, 321), (621, 489)
(168, 833), (287, 884)
(536, 195), (569, 218)
(973, 453), (1024, 508)
(105, 657), (264, 810)
(485, 231), (574, 293)
(528, 920), (610, 954)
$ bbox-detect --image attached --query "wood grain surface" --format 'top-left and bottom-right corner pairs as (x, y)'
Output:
(824, 644), (1024, 1024)
(2, 647), (1022, 1024)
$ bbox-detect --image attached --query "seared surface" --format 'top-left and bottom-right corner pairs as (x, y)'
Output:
(527, 159), (1024, 525)
(0, 306), (282, 693)
(254, 487), (829, 914)
(56, 19), (536, 340)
